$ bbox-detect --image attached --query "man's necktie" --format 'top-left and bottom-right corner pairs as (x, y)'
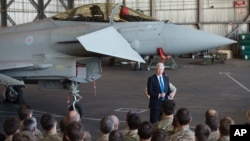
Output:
(159, 76), (164, 93)
(159, 76), (165, 100)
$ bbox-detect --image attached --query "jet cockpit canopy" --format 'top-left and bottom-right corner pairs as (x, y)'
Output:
(52, 3), (158, 22)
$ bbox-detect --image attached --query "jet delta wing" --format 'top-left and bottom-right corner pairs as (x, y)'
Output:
(0, 3), (235, 107)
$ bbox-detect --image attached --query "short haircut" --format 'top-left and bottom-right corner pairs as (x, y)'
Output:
(17, 104), (32, 121)
(219, 117), (234, 136)
(109, 130), (124, 141)
(205, 109), (218, 119)
(195, 123), (211, 141)
(40, 113), (56, 131)
(151, 129), (168, 141)
(109, 115), (119, 130)
(156, 63), (165, 69)
(3, 117), (20, 135)
(138, 121), (153, 140)
(22, 117), (37, 132)
(66, 110), (80, 124)
(127, 113), (141, 130)
(162, 99), (176, 116)
(205, 116), (219, 131)
(175, 108), (192, 126)
(66, 121), (84, 141)
(100, 116), (114, 134)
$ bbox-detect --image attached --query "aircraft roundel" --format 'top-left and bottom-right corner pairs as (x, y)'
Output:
(25, 36), (34, 45)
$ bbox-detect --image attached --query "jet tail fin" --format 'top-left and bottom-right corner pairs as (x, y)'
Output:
(77, 26), (145, 63)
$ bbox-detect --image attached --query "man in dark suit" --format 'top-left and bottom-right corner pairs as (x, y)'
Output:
(147, 63), (171, 124)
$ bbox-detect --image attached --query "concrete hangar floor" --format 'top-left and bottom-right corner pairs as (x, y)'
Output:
(0, 57), (250, 140)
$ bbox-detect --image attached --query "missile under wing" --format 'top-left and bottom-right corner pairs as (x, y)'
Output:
(0, 3), (235, 106)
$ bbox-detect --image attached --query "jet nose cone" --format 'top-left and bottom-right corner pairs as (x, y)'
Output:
(162, 23), (236, 54)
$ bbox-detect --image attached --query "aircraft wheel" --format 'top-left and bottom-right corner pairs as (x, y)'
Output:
(4, 86), (24, 104)
(69, 103), (83, 118)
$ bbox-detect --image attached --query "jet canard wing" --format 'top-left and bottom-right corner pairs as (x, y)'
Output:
(77, 26), (145, 63)
(0, 62), (34, 70)
(0, 62), (53, 86)
(0, 62), (32, 85)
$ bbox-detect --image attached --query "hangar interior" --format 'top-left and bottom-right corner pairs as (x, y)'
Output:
(1, 0), (249, 61)
(0, 1), (250, 139)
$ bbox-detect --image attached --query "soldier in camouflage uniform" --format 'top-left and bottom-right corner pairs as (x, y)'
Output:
(205, 116), (219, 141)
(151, 129), (168, 141)
(17, 104), (43, 140)
(3, 117), (20, 141)
(109, 130), (124, 141)
(168, 108), (195, 141)
(63, 110), (92, 141)
(124, 113), (141, 141)
(154, 99), (176, 132)
(97, 116), (114, 141)
(40, 113), (62, 141)
(138, 121), (153, 141)
(66, 121), (92, 141)
(22, 117), (44, 140)
(195, 123), (211, 141)
(167, 115), (178, 137)
(121, 111), (131, 136)
(217, 117), (234, 141)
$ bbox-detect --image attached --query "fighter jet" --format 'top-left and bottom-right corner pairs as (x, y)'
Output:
(0, 3), (235, 108)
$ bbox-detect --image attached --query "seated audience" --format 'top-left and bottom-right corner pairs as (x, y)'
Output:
(195, 123), (211, 141)
(109, 130), (124, 141)
(65, 121), (88, 141)
(17, 104), (43, 139)
(154, 99), (176, 132)
(217, 117), (234, 141)
(40, 113), (61, 141)
(63, 110), (91, 141)
(151, 129), (168, 141)
(168, 108), (195, 141)
(124, 113), (141, 141)
(205, 116), (219, 141)
(97, 116), (114, 141)
(22, 117), (43, 140)
(138, 121), (153, 141)
(3, 117), (20, 141)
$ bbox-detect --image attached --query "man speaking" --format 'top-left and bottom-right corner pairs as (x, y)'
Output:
(147, 63), (171, 123)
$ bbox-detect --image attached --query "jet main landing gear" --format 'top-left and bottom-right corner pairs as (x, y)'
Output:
(3, 86), (25, 104)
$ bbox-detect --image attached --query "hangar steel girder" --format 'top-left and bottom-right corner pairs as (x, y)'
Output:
(0, 0), (74, 27)
(1, 0), (16, 26)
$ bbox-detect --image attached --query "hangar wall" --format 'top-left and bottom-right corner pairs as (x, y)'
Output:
(0, 0), (249, 55)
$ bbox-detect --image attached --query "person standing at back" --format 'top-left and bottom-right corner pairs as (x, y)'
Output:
(147, 63), (171, 123)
